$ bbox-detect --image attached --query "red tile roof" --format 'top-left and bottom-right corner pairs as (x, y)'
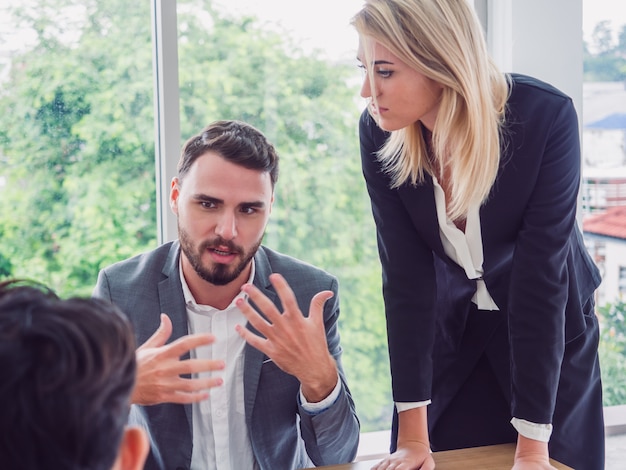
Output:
(583, 206), (626, 240)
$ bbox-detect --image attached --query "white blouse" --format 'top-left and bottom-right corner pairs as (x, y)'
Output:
(432, 176), (499, 311)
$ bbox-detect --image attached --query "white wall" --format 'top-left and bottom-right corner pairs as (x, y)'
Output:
(511, 0), (583, 114)
(478, 0), (583, 118)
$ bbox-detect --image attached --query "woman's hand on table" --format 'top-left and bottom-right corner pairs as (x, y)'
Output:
(512, 435), (557, 470)
(371, 442), (435, 470)
(512, 458), (557, 470)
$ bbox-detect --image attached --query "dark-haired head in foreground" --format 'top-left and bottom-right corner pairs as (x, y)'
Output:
(0, 279), (148, 470)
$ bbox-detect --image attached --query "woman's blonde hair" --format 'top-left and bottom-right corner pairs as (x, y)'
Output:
(352, 0), (509, 220)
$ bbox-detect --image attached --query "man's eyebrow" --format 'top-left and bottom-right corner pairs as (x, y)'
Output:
(241, 201), (266, 209)
(193, 194), (266, 209)
(193, 194), (223, 204)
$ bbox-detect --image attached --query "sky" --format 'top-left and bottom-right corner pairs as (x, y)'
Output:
(211, 0), (626, 60)
(582, 0), (626, 44)
(3, 0), (626, 60)
(211, 0), (364, 61)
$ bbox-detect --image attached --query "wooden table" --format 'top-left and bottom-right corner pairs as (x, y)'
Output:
(314, 443), (573, 469)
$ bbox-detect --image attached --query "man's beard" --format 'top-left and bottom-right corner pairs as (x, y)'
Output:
(178, 227), (261, 286)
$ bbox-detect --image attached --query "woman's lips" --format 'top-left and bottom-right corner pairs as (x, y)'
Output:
(370, 103), (388, 115)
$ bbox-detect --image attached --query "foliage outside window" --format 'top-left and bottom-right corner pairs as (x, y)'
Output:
(598, 299), (626, 406)
(0, 0), (157, 295)
(584, 20), (626, 81)
(0, 0), (392, 431)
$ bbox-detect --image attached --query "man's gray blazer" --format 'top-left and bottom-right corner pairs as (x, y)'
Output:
(94, 241), (359, 470)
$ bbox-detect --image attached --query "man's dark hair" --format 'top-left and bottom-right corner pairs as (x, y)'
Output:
(177, 120), (279, 187)
(0, 279), (137, 470)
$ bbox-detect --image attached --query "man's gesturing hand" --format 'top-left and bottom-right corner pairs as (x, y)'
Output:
(133, 313), (225, 405)
(235, 273), (339, 403)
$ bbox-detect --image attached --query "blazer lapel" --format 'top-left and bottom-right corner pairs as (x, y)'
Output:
(157, 242), (190, 353)
(156, 241), (194, 433)
(243, 247), (277, 424)
(398, 174), (448, 257)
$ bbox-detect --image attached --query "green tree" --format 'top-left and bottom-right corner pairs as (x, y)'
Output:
(598, 299), (626, 406)
(0, 0), (391, 431)
(584, 20), (626, 81)
(591, 20), (614, 55)
(618, 24), (626, 56)
(0, 0), (156, 294)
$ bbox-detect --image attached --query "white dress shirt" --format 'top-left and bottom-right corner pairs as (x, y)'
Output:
(180, 259), (343, 469)
(181, 261), (258, 470)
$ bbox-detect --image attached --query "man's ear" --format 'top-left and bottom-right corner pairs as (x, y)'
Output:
(170, 177), (180, 214)
(112, 426), (149, 470)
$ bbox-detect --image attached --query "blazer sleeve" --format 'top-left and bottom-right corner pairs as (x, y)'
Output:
(506, 92), (582, 423)
(297, 276), (360, 465)
(93, 269), (113, 301)
(358, 109), (438, 403)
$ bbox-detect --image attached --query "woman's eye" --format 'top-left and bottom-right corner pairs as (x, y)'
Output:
(377, 69), (393, 78)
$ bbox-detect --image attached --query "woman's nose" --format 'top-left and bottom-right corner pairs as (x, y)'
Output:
(360, 73), (372, 98)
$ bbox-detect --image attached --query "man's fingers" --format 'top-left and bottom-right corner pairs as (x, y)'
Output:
(240, 283), (281, 324)
(236, 297), (271, 336)
(309, 290), (334, 323)
(138, 313), (173, 351)
(166, 333), (216, 357)
(133, 359), (225, 405)
(175, 358), (225, 376)
(165, 374), (224, 404)
(170, 375), (223, 393)
(235, 324), (268, 355)
(267, 273), (300, 315)
(168, 391), (210, 405)
(137, 376), (224, 406)
(237, 273), (303, 330)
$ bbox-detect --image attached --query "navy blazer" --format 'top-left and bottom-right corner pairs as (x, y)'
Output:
(94, 241), (359, 470)
(360, 74), (603, 468)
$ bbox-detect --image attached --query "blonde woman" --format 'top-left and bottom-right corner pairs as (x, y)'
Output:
(353, 1), (603, 469)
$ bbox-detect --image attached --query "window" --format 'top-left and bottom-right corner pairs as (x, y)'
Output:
(2, 0), (625, 461)
(0, 0), (155, 295)
(581, 0), (626, 414)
